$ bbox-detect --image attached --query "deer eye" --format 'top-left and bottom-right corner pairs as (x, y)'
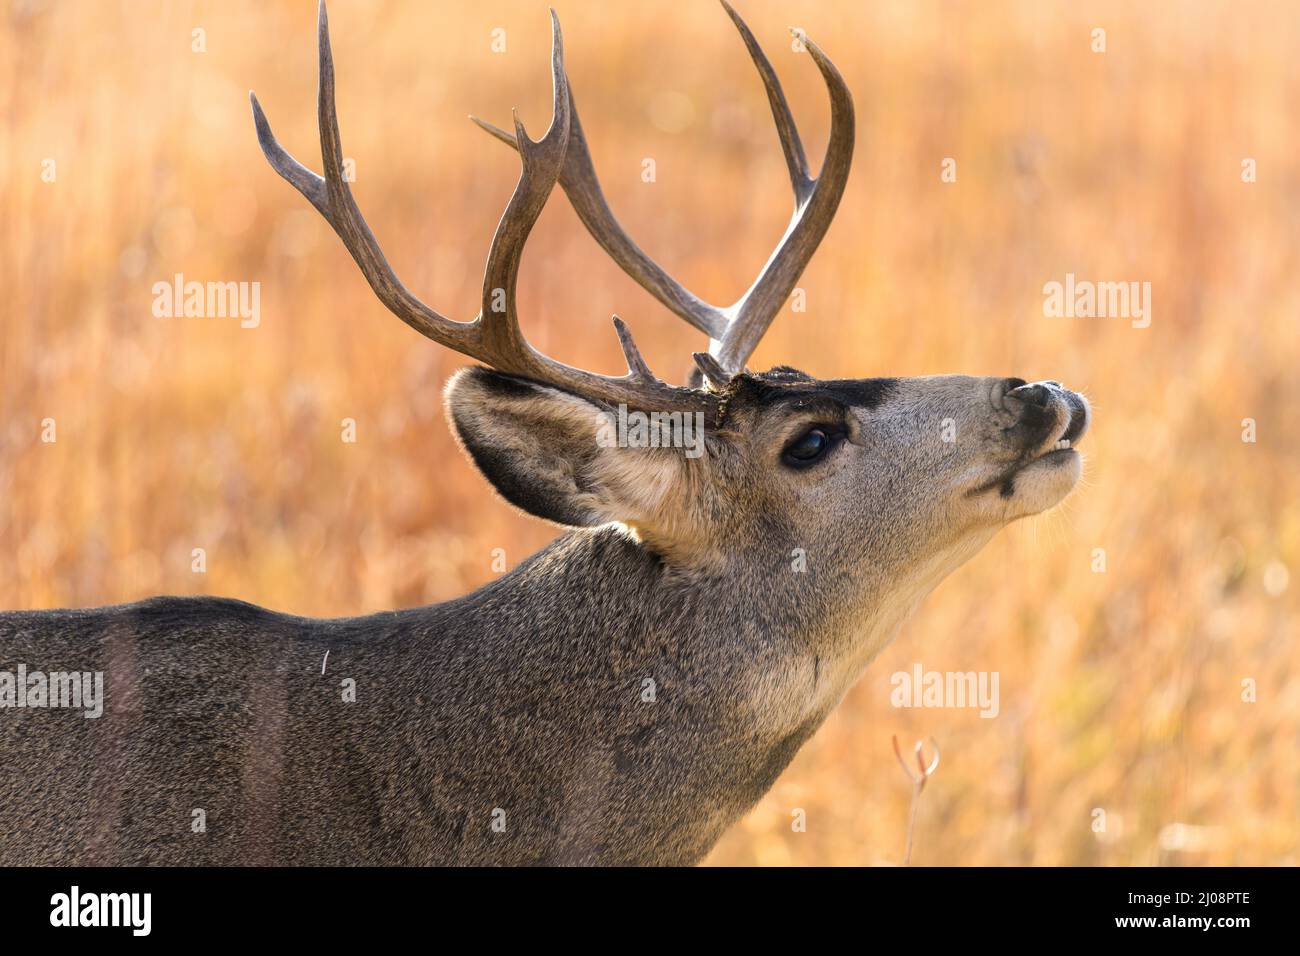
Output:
(782, 427), (838, 467)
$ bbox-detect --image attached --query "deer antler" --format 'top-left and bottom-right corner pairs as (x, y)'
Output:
(472, 0), (855, 379)
(250, 1), (717, 415)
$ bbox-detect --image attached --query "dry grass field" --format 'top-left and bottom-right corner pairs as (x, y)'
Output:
(1, 0), (1296, 865)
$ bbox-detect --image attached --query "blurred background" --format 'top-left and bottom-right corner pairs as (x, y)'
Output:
(1, 0), (1297, 865)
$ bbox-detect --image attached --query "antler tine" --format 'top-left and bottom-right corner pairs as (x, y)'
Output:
(472, 0), (855, 378)
(478, 10), (570, 362)
(465, 10), (714, 413)
(251, 1), (474, 353)
(692, 352), (733, 391)
(253, 2), (715, 416)
(717, 0), (811, 202)
(715, 22), (854, 373)
(473, 103), (729, 343)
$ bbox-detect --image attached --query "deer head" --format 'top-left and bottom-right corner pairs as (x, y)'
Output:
(251, 1), (1089, 676)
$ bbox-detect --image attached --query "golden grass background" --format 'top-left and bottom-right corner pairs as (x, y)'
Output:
(1, 0), (1297, 865)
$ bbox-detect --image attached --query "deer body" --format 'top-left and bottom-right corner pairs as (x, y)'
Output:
(0, 522), (948, 866)
(0, 3), (1091, 866)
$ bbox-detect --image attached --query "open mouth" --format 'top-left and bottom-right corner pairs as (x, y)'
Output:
(969, 388), (1092, 499)
(1059, 400), (1090, 444)
(1027, 400), (1090, 465)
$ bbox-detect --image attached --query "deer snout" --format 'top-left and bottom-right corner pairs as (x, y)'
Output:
(1008, 382), (1053, 407)
(1002, 379), (1090, 455)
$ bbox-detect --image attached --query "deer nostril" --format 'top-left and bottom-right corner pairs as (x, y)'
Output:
(1009, 383), (1052, 408)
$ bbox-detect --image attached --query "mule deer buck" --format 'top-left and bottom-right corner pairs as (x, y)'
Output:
(0, 1), (1089, 865)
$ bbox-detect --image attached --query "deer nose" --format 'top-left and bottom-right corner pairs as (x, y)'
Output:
(1008, 382), (1053, 407)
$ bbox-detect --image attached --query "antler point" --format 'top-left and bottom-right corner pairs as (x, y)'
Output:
(510, 108), (530, 144)
(692, 352), (733, 390)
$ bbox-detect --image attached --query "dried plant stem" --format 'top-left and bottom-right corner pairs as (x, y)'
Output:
(892, 735), (940, 866)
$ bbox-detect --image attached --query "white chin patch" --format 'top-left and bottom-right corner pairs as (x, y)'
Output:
(1008, 449), (1082, 516)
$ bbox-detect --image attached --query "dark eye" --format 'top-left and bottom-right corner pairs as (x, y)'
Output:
(783, 427), (835, 466)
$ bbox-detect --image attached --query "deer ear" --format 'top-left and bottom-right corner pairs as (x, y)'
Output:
(445, 367), (611, 528)
(445, 366), (708, 542)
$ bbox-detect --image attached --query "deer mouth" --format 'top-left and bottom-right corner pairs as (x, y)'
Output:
(968, 389), (1091, 501)
(999, 395), (1090, 503)
(1031, 396), (1090, 464)
(1037, 442), (1077, 462)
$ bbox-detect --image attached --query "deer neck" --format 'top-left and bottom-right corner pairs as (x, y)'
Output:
(455, 524), (988, 742)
